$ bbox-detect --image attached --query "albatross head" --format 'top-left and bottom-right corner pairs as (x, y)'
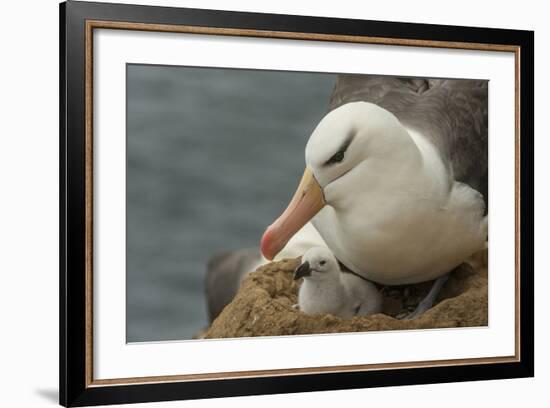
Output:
(261, 101), (418, 260)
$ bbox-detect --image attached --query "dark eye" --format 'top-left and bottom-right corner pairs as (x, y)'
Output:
(323, 133), (354, 166)
(319, 260), (326, 266)
(325, 150), (345, 165)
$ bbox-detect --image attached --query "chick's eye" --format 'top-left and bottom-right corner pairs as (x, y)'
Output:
(325, 150), (345, 165)
(319, 260), (326, 266)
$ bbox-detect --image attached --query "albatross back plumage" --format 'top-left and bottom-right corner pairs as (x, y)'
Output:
(329, 75), (488, 209)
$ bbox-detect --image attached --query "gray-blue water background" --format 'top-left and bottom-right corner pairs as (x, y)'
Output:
(127, 64), (336, 342)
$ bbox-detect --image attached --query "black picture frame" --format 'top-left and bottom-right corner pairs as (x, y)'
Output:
(60, 1), (534, 406)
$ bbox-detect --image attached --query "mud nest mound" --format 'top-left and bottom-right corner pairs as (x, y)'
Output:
(203, 250), (488, 339)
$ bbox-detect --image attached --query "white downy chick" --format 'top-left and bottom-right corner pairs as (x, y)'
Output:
(294, 247), (383, 318)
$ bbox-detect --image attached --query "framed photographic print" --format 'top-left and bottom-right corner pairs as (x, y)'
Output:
(59, 1), (534, 406)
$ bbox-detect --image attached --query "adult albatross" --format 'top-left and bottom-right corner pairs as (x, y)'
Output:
(260, 75), (488, 317)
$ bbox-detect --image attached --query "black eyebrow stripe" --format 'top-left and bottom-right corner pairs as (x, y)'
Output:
(323, 133), (355, 166)
(340, 133), (354, 154)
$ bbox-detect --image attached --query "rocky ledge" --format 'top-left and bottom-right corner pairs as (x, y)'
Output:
(202, 250), (488, 339)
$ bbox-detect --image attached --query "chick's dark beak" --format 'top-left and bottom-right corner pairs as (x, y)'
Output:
(294, 261), (312, 280)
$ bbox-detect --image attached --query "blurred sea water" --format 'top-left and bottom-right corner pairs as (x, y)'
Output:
(127, 64), (336, 341)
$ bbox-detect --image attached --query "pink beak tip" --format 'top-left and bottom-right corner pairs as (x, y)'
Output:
(260, 227), (276, 260)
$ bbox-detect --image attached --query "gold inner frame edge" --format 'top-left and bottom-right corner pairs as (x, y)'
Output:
(84, 19), (522, 388)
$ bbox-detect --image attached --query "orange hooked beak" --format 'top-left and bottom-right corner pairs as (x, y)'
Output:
(260, 167), (325, 260)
